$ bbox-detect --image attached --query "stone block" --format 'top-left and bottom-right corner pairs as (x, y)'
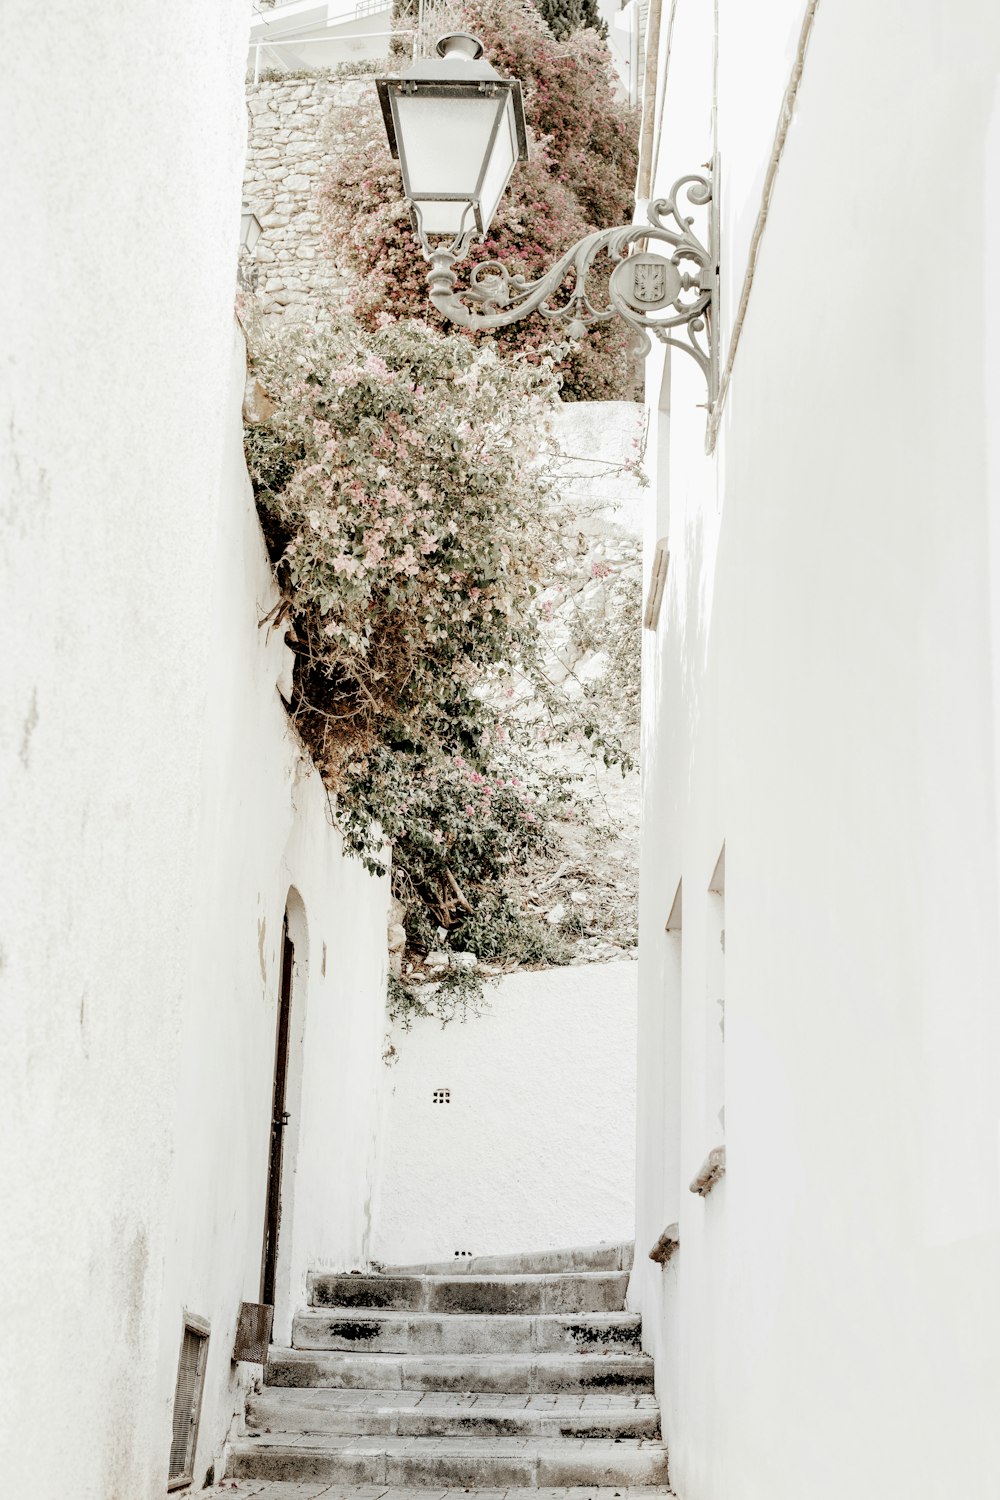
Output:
(265, 1349), (404, 1389)
(293, 1310), (537, 1357)
(229, 1441), (383, 1483)
(311, 1274), (422, 1310)
(248, 1393), (398, 1437)
(536, 1444), (669, 1487)
(534, 1354), (654, 1393)
(384, 1450), (535, 1488)
(532, 1314), (642, 1355)
(400, 1357), (532, 1393)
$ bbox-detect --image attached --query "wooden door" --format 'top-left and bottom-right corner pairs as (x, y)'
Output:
(261, 915), (294, 1307)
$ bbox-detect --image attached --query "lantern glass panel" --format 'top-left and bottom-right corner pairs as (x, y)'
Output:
(394, 91), (503, 198)
(477, 91), (518, 233)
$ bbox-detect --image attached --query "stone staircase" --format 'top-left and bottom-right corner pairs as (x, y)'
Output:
(228, 1242), (672, 1493)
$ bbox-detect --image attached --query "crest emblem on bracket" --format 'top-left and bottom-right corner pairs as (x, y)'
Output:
(611, 252), (681, 313)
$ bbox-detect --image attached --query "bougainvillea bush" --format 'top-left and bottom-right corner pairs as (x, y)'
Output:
(461, 0), (635, 227)
(320, 0), (639, 401)
(245, 317), (622, 1004)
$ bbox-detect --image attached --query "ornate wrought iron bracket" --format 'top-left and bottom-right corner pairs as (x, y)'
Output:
(418, 171), (718, 407)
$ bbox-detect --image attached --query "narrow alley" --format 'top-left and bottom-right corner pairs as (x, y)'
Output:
(4, 2), (1000, 1499)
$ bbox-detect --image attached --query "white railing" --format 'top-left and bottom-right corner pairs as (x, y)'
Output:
(248, 28), (417, 81)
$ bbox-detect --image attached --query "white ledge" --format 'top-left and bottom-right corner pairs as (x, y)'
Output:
(689, 1145), (726, 1198)
(648, 1222), (679, 1264)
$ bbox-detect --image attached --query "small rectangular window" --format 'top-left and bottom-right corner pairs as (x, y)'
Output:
(432, 1088), (451, 1104)
(168, 1316), (210, 1490)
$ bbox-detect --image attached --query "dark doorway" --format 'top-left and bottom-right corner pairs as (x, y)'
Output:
(261, 914), (295, 1307)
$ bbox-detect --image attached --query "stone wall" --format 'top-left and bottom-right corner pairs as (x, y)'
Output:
(244, 74), (366, 326)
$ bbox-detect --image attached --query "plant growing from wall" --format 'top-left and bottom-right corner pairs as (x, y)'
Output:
(320, 0), (638, 401)
(245, 317), (631, 1014)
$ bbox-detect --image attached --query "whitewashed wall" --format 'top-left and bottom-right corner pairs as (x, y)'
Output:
(0, 6), (388, 1496)
(371, 964), (637, 1265)
(633, 3), (1000, 1499)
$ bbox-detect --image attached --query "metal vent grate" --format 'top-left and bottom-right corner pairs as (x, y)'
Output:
(233, 1301), (273, 1364)
(168, 1318), (210, 1489)
(432, 1088), (451, 1104)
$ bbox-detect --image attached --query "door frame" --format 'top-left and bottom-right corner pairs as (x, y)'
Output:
(261, 913), (295, 1307)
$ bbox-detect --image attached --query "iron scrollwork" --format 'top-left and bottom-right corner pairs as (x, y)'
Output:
(420, 172), (718, 405)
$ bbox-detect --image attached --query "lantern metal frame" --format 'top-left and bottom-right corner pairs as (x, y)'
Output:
(425, 173), (718, 401)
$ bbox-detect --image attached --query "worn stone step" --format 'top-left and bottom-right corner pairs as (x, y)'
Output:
(385, 1243), (634, 1277)
(228, 1434), (669, 1488)
(309, 1271), (630, 1316)
(292, 1310), (642, 1357)
(225, 1486), (675, 1500)
(247, 1388), (661, 1440)
(266, 1348), (655, 1394)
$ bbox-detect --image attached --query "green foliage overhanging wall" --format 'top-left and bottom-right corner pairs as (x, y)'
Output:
(245, 320), (635, 1017)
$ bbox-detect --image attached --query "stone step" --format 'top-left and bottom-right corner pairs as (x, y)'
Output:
(309, 1271), (630, 1315)
(225, 1486), (675, 1500)
(384, 1243), (634, 1277)
(228, 1434), (669, 1488)
(247, 1389), (661, 1440)
(292, 1310), (642, 1357)
(266, 1348), (655, 1395)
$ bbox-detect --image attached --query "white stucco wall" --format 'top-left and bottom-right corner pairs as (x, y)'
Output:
(155, 327), (391, 1468)
(633, 4), (1000, 1499)
(0, 7), (389, 1496)
(371, 964), (637, 1265)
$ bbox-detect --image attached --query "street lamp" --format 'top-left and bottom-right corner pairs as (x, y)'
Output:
(376, 34), (718, 404)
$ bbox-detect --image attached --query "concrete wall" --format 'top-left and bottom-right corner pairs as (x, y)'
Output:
(0, 7), (388, 1496)
(371, 963), (637, 1266)
(633, 3), (1000, 1499)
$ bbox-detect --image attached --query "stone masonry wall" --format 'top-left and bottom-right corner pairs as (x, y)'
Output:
(244, 74), (366, 327)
